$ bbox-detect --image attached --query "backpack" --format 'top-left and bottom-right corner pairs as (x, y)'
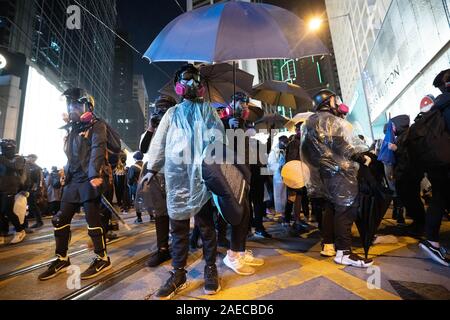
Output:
(99, 119), (122, 164)
(407, 109), (450, 168)
(51, 172), (61, 189)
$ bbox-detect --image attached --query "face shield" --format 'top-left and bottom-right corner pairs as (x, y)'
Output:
(67, 101), (88, 123)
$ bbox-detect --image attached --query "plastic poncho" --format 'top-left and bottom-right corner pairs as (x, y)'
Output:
(301, 111), (368, 207)
(147, 100), (224, 220)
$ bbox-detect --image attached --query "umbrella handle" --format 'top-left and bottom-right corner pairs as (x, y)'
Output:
(233, 61), (236, 113)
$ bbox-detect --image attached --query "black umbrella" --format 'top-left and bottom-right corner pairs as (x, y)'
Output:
(355, 154), (393, 258)
(158, 63), (254, 105)
(252, 80), (313, 112)
(255, 113), (289, 130)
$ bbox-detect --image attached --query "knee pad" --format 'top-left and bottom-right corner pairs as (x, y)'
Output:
(88, 226), (104, 238)
(52, 214), (70, 230)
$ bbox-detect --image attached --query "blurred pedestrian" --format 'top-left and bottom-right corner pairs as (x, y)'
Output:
(46, 166), (62, 216)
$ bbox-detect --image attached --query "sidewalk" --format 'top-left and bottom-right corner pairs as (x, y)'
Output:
(93, 217), (450, 300)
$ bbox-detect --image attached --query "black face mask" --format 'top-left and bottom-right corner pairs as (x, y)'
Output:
(2, 148), (16, 159)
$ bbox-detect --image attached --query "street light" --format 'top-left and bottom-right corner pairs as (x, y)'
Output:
(308, 14), (375, 142)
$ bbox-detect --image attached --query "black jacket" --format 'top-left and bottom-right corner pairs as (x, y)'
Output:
(64, 120), (107, 183)
(433, 92), (450, 131)
(62, 120), (107, 203)
(0, 155), (26, 194)
(286, 135), (301, 163)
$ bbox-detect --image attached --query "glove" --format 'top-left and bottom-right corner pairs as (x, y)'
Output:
(228, 118), (240, 129)
(141, 172), (155, 187)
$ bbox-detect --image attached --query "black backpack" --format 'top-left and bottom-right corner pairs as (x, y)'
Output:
(51, 172), (62, 189)
(97, 119), (122, 166)
(407, 109), (450, 168)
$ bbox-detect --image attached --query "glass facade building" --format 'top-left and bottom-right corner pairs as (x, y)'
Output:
(326, 0), (450, 140)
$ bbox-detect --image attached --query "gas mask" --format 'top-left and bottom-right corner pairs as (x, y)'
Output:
(67, 101), (93, 123)
(0, 139), (17, 159)
(175, 70), (205, 100)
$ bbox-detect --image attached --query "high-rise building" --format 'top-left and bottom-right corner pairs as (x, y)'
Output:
(326, 0), (449, 140)
(111, 31), (145, 151)
(132, 74), (149, 125)
(0, 0), (117, 167)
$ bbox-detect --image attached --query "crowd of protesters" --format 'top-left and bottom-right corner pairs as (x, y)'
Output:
(0, 65), (448, 298)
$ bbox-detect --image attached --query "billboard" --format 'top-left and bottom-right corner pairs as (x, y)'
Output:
(20, 67), (67, 169)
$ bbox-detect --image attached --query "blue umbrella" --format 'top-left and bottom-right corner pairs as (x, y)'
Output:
(377, 120), (396, 166)
(144, 1), (329, 63)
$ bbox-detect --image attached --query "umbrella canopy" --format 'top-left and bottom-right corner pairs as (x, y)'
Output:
(144, 1), (329, 63)
(285, 112), (314, 132)
(158, 63), (254, 104)
(355, 154), (393, 258)
(252, 80), (313, 112)
(255, 113), (289, 130)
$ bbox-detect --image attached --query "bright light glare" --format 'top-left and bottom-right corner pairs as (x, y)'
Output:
(309, 18), (322, 31)
(20, 67), (67, 169)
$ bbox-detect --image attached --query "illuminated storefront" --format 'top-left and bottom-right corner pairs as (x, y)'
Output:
(19, 67), (67, 169)
(355, 0), (449, 139)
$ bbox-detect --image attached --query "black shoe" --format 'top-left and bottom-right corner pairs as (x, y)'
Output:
(204, 265), (221, 295)
(146, 249), (171, 268)
(255, 230), (272, 239)
(80, 256), (112, 280)
(217, 238), (230, 249)
(38, 257), (71, 281)
(106, 231), (119, 241)
(419, 240), (450, 267)
(134, 217), (143, 224)
(31, 221), (44, 229)
(406, 222), (425, 238)
(154, 269), (188, 300)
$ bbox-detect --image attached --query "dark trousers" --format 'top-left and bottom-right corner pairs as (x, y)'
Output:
(230, 197), (251, 252)
(155, 215), (170, 249)
(284, 187), (309, 223)
(311, 197), (325, 230)
(321, 200), (358, 251)
(48, 201), (61, 215)
(170, 201), (216, 269)
(396, 177), (425, 225)
(28, 192), (42, 224)
(425, 171), (450, 242)
(250, 172), (266, 232)
(54, 199), (106, 257)
(0, 193), (24, 233)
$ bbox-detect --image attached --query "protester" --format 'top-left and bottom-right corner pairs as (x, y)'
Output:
(417, 69), (450, 266)
(0, 139), (27, 244)
(284, 122), (311, 235)
(141, 64), (222, 298)
(46, 166), (62, 216)
(220, 92), (265, 276)
(139, 95), (175, 268)
(113, 151), (129, 213)
(39, 88), (113, 281)
(26, 154), (44, 229)
(128, 151), (144, 224)
(268, 135), (288, 223)
(302, 89), (374, 268)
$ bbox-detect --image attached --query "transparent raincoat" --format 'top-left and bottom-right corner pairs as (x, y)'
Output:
(301, 111), (368, 207)
(146, 100), (224, 220)
(268, 134), (291, 214)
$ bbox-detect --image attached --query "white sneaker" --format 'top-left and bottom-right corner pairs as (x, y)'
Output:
(334, 250), (373, 268)
(320, 244), (336, 257)
(223, 252), (255, 276)
(10, 230), (26, 244)
(240, 250), (264, 267)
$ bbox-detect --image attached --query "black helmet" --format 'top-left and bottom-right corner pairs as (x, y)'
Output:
(312, 89), (337, 111)
(133, 151), (144, 161)
(433, 69), (450, 93)
(231, 92), (250, 104)
(62, 87), (95, 109)
(0, 139), (17, 157)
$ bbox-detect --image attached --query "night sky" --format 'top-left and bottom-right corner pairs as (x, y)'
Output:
(117, 0), (326, 102)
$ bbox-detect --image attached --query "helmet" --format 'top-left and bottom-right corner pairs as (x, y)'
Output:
(133, 151), (144, 161)
(312, 89), (337, 111)
(231, 92), (250, 104)
(433, 69), (450, 93)
(174, 64), (205, 100)
(0, 139), (17, 158)
(63, 87), (95, 123)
